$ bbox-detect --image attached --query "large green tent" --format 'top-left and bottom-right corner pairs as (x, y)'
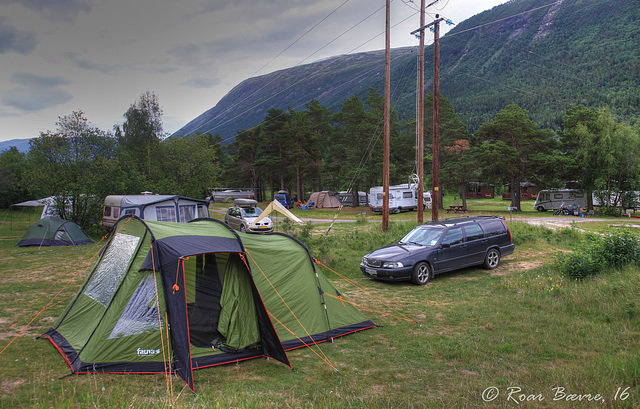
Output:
(44, 216), (374, 391)
(17, 216), (92, 247)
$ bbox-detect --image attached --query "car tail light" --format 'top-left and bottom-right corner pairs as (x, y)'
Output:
(503, 220), (512, 242)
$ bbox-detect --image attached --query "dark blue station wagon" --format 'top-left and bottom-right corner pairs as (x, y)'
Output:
(360, 216), (515, 285)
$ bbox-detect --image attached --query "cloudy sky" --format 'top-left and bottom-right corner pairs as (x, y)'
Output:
(0, 0), (505, 143)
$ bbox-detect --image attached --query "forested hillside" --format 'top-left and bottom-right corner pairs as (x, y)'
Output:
(173, 0), (640, 141)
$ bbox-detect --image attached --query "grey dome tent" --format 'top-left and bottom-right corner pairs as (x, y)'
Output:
(17, 216), (92, 247)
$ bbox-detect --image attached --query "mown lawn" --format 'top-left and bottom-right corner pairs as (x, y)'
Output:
(1, 207), (638, 408)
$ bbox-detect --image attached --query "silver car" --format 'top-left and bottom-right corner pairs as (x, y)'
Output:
(224, 199), (273, 233)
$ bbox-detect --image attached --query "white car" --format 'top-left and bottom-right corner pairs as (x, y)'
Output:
(224, 199), (273, 233)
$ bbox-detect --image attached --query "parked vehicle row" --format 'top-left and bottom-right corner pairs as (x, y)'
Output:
(101, 196), (516, 287)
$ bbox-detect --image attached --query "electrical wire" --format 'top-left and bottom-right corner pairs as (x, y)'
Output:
(250, 0), (353, 78)
(185, 1), (420, 142)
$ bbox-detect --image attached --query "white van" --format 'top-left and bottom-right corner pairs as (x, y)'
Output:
(369, 184), (418, 213)
(533, 189), (587, 212)
(103, 195), (210, 230)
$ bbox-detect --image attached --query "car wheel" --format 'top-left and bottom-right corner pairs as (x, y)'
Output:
(411, 262), (431, 285)
(484, 248), (501, 269)
(537, 206), (546, 212)
(240, 225), (246, 233)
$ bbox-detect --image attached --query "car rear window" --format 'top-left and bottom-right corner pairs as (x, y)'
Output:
(482, 219), (506, 237)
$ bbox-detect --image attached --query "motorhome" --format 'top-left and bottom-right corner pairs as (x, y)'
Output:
(533, 189), (587, 211)
(102, 195), (210, 230)
(369, 184), (418, 213)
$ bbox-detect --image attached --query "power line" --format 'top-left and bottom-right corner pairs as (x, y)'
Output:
(185, 2), (392, 140)
(445, 2), (558, 39)
(197, 1), (562, 144)
(250, 0), (353, 78)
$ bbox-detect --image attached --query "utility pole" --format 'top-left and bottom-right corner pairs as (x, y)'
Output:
(416, 0), (425, 224)
(411, 7), (447, 222)
(382, 0), (390, 232)
(432, 16), (441, 221)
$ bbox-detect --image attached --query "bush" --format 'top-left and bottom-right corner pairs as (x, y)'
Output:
(554, 250), (606, 280)
(554, 231), (640, 279)
(597, 231), (640, 267)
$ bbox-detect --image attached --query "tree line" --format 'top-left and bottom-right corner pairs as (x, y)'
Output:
(1, 89), (639, 229)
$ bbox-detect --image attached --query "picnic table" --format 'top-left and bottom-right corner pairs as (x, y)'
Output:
(447, 205), (466, 213)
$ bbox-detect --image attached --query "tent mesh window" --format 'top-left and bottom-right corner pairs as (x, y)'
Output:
(156, 206), (176, 222)
(186, 254), (224, 348)
(179, 205), (196, 222)
(109, 273), (161, 339)
(54, 229), (70, 243)
(85, 233), (140, 306)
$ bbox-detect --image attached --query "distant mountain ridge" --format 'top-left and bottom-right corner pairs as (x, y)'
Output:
(0, 139), (31, 153)
(173, 0), (640, 143)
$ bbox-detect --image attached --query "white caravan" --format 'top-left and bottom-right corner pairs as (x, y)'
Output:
(102, 195), (210, 230)
(533, 189), (587, 211)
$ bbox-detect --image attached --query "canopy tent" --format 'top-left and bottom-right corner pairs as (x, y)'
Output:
(44, 216), (374, 391)
(248, 200), (302, 229)
(17, 216), (92, 247)
(307, 191), (342, 208)
(11, 198), (51, 207)
(10, 196), (57, 219)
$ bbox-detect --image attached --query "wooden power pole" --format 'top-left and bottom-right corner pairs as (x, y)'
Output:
(416, 0), (425, 224)
(432, 16), (441, 221)
(411, 6), (446, 222)
(382, 0), (390, 232)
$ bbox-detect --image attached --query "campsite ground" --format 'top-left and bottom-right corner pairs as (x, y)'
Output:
(1, 200), (639, 408)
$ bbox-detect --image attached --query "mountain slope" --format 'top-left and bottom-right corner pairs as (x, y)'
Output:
(172, 47), (417, 142)
(173, 0), (640, 142)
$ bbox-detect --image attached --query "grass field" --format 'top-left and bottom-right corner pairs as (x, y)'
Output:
(1, 202), (639, 408)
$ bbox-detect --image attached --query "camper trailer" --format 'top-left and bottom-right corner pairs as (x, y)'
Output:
(369, 184), (418, 213)
(102, 195), (210, 230)
(534, 189), (587, 211)
(210, 188), (254, 202)
(592, 190), (640, 210)
(337, 191), (368, 207)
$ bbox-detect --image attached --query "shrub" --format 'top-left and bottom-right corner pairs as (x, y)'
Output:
(554, 249), (606, 279)
(554, 231), (640, 279)
(597, 231), (640, 267)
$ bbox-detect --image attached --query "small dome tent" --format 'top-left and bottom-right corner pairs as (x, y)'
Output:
(44, 216), (374, 391)
(17, 216), (92, 247)
(307, 191), (342, 208)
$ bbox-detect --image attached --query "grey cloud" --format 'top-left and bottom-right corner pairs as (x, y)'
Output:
(182, 77), (220, 88)
(167, 43), (214, 69)
(0, 17), (37, 54)
(0, 0), (92, 23)
(2, 71), (72, 111)
(63, 52), (117, 74)
(10, 71), (71, 87)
